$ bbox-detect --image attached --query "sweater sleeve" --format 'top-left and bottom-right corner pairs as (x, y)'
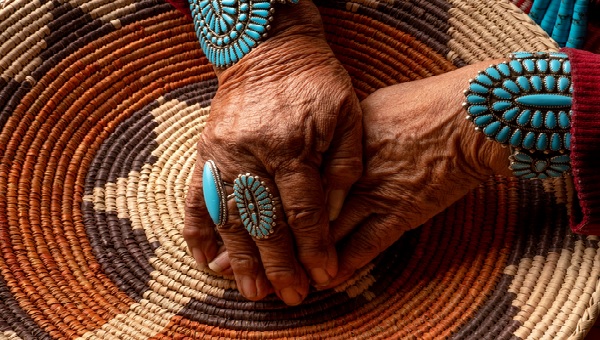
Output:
(165, 0), (192, 19)
(563, 48), (600, 234)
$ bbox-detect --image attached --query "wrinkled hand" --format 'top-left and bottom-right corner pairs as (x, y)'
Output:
(184, 1), (363, 305)
(326, 61), (512, 287)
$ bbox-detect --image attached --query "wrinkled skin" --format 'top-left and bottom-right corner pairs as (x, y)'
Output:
(322, 60), (513, 288)
(183, 1), (363, 305)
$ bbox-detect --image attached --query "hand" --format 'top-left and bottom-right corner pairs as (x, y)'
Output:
(325, 61), (512, 288)
(183, 1), (363, 305)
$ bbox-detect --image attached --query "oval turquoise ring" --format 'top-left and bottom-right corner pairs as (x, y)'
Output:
(202, 160), (228, 226)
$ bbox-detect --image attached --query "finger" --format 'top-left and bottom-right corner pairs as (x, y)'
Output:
(324, 95), (363, 221)
(217, 177), (309, 304)
(327, 214), (408, 288)
(275, 164), (337, 288)
(212, 192), (274, 301)
(330, 194), (373, 243)
(183, 160), (219, 267)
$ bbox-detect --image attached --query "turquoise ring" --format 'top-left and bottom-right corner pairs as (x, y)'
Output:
(202, 160), (229, 227)
(233, 173), (277, 239)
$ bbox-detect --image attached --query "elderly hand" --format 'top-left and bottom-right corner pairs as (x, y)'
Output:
(184, 1), (363, 305)
(326, 61), (512, 288)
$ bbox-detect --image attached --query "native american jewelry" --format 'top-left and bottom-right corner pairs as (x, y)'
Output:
(233, 173), (277, 239)
(188, 0), (299, 68)
(202, 160), (229, 226)
(463, 51), (572, 179)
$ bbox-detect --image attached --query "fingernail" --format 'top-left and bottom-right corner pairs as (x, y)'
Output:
(310, 268), (331, 287)
(191, 248), (207, 266)
(208, 251), (230, 273)
(280, 287), (303, 306)
(239, 275), (257, 299)
(328, 190), (346, 221)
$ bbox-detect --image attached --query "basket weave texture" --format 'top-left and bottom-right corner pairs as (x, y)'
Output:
(0, 0), (599, 339)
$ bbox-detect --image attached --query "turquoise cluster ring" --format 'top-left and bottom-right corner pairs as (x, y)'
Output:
(463, 51), (572, 179)
(202, 160), (278, 239)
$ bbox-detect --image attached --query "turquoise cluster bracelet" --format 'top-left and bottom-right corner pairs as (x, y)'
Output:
(463, 52), (572, 179)
(188, 0), (299, 68)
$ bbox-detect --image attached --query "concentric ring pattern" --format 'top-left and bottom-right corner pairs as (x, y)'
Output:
(0, 0), (599, 339)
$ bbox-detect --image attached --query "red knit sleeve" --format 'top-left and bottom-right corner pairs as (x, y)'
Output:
(165, 0), (192, 19)
(563, 48), (600, 234)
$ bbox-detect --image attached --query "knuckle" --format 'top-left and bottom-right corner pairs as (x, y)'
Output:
(264, 266), (297, 287)
(182, 224), (210, 241)
(286, 207), (325, 232)
(229, 254), (261, 275)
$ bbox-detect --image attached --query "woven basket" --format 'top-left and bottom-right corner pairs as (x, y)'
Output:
(1, 0), (599, 339)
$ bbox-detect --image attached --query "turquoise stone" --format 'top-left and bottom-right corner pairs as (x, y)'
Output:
(493, 88), (512, 99)
(467, 95), (486, 104)
(239, 40), (250, 53)
(546, 169), (562, 177)
(534, 160), (548, 172)
(509, 60), (523, 74)
(245, 31), (260, 42)
(545, 111), (557, 129)
(517, 76), (530, 91)
(550, 52), (568, 59)
(218, 18), (227, 34)
(513, 52), (533, 58)
(250, 16), (268, 25)
(497, 63), (511, 76)
(531, 110), (543, 128)
(253, 2), (271, 9)
(468, 105), (487, 116)
(233, 42), (244, 59)
(558, 77), (570, 92)
(503, 107), (519, 121)
(483, 121), (501, 136)
(469, 83), (488, 94)
(492, 101), (511, 111)
(222, 0), (235, 5)
(522, 173), (537, 179)
(223, 7), (236, 14)
(536, 59), (548, 72)
(537, 173), (548, 179)
(544, 76), (555, 91)
(240, 3), (249, 11)
(485, 67), (501, 80)
(530, 76), (542, 91)
(511, 162), (531, 170)
(224, 36), (231, 44)
(524, 59), (535, 72)
(523, 132), (536, 149)
(553, 154), (571, 163)
(558, 111), (570, 128)
(549, 164), (569, 173)
(510, 129), (523, 147)
(222, 13), (234, 26)
(248, 23), (266, 33)
(513, 169), (532, 177)
(563, 60), (571, 73)
(202, 162), (223, 225)
(503, 80), (520, 94)
(252, 9), (270, 18)
(536, 133), (548, 150)
(475, 74), (493, 86)
(256, 191), (269, 200)
(550, 133), (561, 151)
(517, 110), (532, 126)
(251, 213), (258, 225)
(514, 152), (532, 162)
(515, 94), (572, 107)
(496, 126), (511, 143)
(474, 115), (493, 127)
(235, 23), (244, 31)
(255, 185), (265, 195)
(251, 179), (260, 190)
(565, 133), (571, 149)
(550, 59), (561, 72)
